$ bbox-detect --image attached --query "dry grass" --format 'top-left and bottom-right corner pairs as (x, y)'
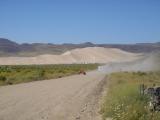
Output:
(101, 71), (160, 120)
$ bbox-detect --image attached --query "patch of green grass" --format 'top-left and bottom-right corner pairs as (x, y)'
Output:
(0, 64), (98, 86)
(101, 71), (160, 120)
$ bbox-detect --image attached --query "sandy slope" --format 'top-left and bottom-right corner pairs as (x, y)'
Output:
(0, 71), (106, 120)
(0, 47), (139, 65)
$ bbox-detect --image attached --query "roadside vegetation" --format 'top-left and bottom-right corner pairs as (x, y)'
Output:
(101, 71), (160, 120)
(0, 64), (98, 86)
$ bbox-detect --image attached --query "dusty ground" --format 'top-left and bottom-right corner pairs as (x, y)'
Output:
(98, 52), (160, 73)
(0, 71), (106, 120)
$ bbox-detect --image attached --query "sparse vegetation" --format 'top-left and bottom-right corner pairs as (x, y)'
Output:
(101, 71), (160, 120)
(0, 64), (98, 86)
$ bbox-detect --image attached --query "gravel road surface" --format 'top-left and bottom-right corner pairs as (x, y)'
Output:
(0, 71), (106, 120)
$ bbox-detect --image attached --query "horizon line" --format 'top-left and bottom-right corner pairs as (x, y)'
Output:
(0, 37), (159, 45)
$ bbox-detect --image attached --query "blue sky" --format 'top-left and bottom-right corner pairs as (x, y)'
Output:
(0, 0), (160, 44)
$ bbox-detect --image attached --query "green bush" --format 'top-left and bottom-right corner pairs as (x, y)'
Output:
(0, 75), (6, 81)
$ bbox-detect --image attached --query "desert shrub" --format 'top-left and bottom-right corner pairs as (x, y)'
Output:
(0, 75), (6, 81)
(0, 64), (98, 86)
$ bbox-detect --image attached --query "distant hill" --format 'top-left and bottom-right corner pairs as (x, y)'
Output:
(0, 38), (20, 53)
(0, 38), (159, 56)
(0, 47), (139, 65)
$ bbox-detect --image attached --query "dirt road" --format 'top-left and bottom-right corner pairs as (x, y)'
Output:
(0, 71), (106, 120)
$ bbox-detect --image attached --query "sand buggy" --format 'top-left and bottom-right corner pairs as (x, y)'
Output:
(78, 70), (86, 75)
(146, 87), (160, 111)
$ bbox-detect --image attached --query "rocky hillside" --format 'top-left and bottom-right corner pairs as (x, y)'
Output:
(0, 38), (20, 53)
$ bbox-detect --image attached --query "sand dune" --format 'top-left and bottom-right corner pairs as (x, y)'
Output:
(0, 47), (140, 65)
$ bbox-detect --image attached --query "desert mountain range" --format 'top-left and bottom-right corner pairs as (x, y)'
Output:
(0, 38), (160, 57)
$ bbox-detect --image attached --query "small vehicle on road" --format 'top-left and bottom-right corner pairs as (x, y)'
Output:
(78, 70), (86, 75)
